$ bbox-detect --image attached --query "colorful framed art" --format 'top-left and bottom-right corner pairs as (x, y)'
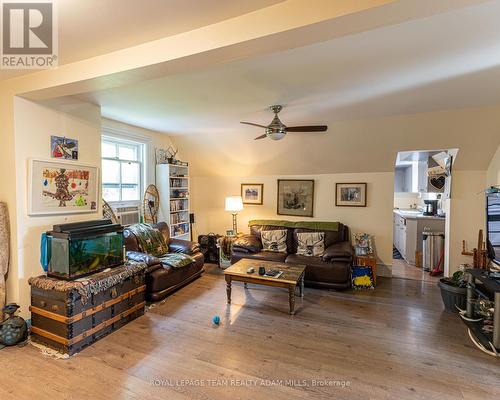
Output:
(241, 183), (264, 205)
(51, 136), (79, 160)
(29, 159), (99, 215)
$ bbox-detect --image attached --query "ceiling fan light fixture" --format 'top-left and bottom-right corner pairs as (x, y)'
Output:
(266, 127), (286, 140)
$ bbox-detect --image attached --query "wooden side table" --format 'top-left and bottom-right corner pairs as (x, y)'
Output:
(354, 255), (377, 286)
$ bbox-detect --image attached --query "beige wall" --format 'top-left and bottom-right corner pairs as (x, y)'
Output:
(487, 144), (500, 187)
(13, 98), (102, 316)
(192, 170), (485, 276)
(446, 171), (486, 272)
(191, 172), (394, 265)
(10, 101), (174, 317)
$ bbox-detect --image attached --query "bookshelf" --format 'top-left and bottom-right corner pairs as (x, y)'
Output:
(156, 163), (190, 240)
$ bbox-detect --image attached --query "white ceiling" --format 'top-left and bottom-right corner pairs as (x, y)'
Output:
(0, 0), (284, 81)
(84, 0), (500, 133)
(47, 0), (500, 176)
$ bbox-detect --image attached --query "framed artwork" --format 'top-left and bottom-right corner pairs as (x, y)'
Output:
(29, 159), (99, 216)
(353, 233), (374, 256)
(336, 183), (367, 207)
(241, 183), (264, 205)
(277, 179), (314, 217)
(51, 136), (79, 160)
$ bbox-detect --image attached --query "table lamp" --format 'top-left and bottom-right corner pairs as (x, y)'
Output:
(225, 196), (243, 234)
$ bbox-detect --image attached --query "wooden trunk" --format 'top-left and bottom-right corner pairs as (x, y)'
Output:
(30, 269), (146, 355)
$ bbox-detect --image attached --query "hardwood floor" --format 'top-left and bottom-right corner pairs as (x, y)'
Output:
(392, 258), (441, 283)
(0, 264), (498, 400)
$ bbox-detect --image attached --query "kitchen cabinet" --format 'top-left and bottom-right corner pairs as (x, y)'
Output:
(393, 211), (445, 265)
(394, 166), (412, 193)
(394, 161), (428, 193)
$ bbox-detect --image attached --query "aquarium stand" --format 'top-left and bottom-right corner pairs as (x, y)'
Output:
(29, 262), (146, 355)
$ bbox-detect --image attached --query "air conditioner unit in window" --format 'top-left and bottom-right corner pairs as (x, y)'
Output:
(115, 206), (141, 226)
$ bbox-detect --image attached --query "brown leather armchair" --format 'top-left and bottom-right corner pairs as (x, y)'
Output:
(124, 222), (204, 302)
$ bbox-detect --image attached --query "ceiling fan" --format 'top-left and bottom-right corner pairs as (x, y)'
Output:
(241, 105), (328, 141)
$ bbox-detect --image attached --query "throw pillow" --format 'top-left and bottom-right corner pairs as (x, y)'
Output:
(261, 229), (288, 253)
(296, 232), (325, 257)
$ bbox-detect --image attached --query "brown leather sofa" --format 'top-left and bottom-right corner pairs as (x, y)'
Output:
(124, 222), (204, 302)
(231, 220), (353, 289)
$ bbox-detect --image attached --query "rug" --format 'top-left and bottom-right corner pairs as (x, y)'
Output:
(393, 247), (403, 260)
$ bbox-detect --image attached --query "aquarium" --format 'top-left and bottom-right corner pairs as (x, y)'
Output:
(47, 220), (125, 280)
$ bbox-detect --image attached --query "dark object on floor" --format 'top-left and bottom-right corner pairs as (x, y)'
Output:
(0, 303), (28, 349)
(438, 276), (467, 313)
(460, 269), (500, 357)
(125, 222), (204, 302)
(30, 263), (146, 355)
(393, 247), (403, 260)
(351, 266), (375, 290)
(198, 233), (221, 264)
(45, 219), (124, 280)
(231, 220), (353, 289)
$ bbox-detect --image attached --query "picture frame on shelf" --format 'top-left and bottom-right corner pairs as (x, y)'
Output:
(241, 183), (264, 205)
(29, 159), (99, 216)
(277, 179), (314, 217)
(353, 233), (374, 256)
(335, 183), (367, 207)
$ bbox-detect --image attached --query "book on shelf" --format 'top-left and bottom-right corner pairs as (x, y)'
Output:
(170, 199), (188, 211)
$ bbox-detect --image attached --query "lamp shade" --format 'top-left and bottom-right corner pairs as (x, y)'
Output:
(225, 196), (243, 212)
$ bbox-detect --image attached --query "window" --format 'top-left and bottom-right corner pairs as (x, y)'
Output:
(101, 137), (144, 202)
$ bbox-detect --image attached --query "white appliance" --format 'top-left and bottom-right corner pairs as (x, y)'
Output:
(114, 205), (141, 226)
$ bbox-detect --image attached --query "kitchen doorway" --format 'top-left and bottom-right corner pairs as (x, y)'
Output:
(392, 150), (452, 282)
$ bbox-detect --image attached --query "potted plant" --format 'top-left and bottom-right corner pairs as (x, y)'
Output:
(437, 270), (467, 313)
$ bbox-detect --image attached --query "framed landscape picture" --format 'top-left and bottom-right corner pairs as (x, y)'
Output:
(241, 183), (263, 205)
(336, 183), (367, 207)
(277, 179), (314, 217)
(29, 159), (99, 215)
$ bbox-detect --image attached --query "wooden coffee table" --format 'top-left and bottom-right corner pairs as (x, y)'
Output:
(223, 259), (306, 315)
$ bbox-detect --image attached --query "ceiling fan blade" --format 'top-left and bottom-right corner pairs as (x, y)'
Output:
(254, 134), (267, 140)
(241, 121), (267, 128)
(286, 125), (328, 132)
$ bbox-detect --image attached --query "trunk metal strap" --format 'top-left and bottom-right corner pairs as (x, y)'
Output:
(31, 301), (146, 346)
(30, 285), (146, 324)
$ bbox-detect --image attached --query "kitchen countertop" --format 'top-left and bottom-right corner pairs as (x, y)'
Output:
(394, 209), (445, 220)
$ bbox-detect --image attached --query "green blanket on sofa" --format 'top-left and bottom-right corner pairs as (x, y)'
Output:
(159, 253), (195, 269)
(128, 223), (194, 268)
(248, 219), (340, 232)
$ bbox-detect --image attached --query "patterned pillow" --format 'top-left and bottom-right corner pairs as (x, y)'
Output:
(261, 230), (288, 253)
(296, 232), (325, 257)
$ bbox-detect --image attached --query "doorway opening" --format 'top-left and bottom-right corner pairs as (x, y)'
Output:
(392, 149), (455, 282)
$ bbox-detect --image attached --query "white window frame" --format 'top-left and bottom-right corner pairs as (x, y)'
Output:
(101, 124), (152, 206)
